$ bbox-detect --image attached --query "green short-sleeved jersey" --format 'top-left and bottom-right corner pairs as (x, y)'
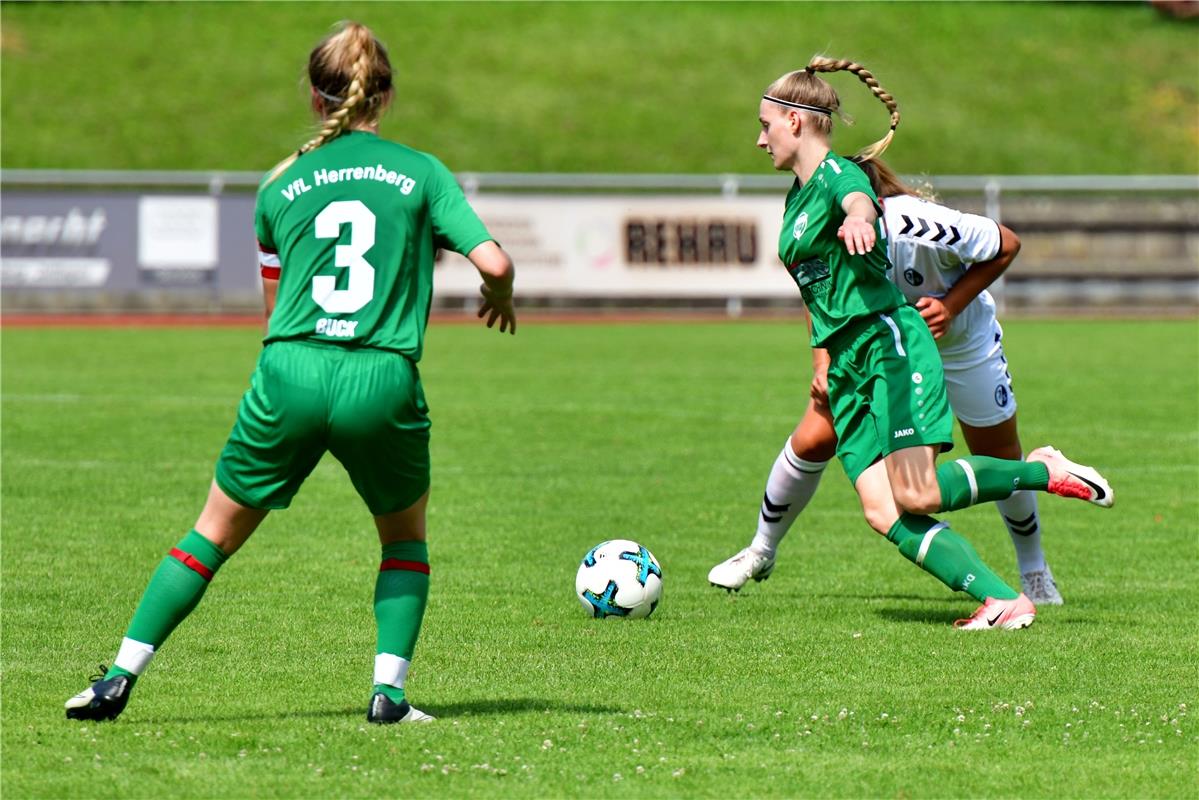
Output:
(778, 152), (905, 348)
(254, 131), (493, 361)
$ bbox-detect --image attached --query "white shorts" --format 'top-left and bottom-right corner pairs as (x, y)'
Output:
(941, 322), (1017, 428)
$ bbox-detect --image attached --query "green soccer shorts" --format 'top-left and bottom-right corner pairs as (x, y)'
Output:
(215, 340), (431, 515)
(825, 305), (954, 484)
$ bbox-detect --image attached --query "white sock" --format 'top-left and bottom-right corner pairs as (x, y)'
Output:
(749, 439), (828, 558)
(114, 637), (156, 676)
(996, 490), (1046, 574)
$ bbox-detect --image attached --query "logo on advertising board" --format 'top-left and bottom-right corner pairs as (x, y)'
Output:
(625, 218), (757, 267)
(0, 207), (111, 288)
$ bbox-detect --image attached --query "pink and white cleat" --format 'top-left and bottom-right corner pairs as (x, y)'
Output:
(954, 593), (1037, 630)
(1028, 446), (1114, 508)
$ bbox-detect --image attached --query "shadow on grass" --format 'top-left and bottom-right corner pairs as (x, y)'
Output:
(429, 698), (624, 717)
(874, 606), (966, 625)
(826, 593), (965, 604)
(140, 707), (363, 724)
(141, 697), (623, 724)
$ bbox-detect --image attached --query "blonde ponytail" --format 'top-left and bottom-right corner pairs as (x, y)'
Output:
(805, 56), (900, 162)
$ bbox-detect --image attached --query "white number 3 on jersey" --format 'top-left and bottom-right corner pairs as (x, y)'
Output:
(312, 200), (376, 314)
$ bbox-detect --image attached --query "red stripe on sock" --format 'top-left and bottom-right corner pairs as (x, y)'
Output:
(379, 559), (430, 574)
(169, 548), (214, 581)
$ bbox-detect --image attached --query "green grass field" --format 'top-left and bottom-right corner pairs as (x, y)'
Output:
(2, 2), (1196, 174)
(2, 318), (1197, 798)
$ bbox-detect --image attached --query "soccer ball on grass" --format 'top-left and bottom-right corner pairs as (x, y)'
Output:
(575, 539), (662, 619)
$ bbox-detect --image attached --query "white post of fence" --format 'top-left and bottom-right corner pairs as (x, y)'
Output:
(984, 179), (1006, 313)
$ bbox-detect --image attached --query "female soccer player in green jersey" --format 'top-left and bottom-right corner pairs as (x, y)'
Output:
(66, 21), (515, 723)
(740, 56), (1112, 629)
(710, 161), (1065, 606)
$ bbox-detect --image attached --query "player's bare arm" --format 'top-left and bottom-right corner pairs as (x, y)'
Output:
(918, 223), (1021, 339)
(836, 191), (878, 255)
(469, 240), (517, 335)
(262, 275), (278, 332)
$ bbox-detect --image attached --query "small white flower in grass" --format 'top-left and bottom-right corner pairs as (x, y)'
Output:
(672, 768), (686, 778)
(636, 766), (645, 775)
(420, 764), (433, 772)
(613, 773), (623, 782)
(837, 708), (848, 720)
(541, 739), (553, 750)
(852, 632), (862, 638)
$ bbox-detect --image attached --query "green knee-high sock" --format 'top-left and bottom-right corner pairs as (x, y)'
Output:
(936, 456), (1050, 512)
(105, 530), (228, 683)
(373, 541), (430, 703)
(886, 514), (1019, 602)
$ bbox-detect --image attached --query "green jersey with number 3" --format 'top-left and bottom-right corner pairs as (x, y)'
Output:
(778, 151), (904, 348)
(254, 131), (493, 361)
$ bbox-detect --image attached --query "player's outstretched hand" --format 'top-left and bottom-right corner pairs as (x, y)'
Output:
(836, 215), (876, 256)
(915, 296), (951, 339)
(478, 284), (516, 335)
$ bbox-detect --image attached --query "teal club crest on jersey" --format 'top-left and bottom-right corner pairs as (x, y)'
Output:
(793, 213), (809, 240)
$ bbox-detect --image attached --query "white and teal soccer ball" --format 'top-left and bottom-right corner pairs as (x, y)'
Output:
(575, 539), (663, 619)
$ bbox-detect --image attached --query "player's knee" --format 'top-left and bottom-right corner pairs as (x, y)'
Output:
(861, 504), (897, 536)
(891, 483), (940, 515)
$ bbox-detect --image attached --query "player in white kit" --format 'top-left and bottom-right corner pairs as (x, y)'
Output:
(709, 158), (1064, 605)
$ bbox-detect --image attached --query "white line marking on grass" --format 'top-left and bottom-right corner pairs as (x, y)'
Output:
(3, 393), (237, 410)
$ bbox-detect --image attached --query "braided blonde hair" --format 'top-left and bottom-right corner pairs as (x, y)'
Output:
(764, 56), (899, 163)
(266, 21), (393, 184)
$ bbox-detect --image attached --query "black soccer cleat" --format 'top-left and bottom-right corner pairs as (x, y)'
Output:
(367, 692), (434, 724)
(65, 670), (132, 722)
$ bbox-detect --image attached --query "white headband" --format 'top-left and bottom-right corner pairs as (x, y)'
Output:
(763, 95), (832, 116)
(315, 88), (345, 105)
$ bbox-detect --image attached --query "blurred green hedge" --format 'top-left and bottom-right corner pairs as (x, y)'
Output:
(2, 1), (1196, 174)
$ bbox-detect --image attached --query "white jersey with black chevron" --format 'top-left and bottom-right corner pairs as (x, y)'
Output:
(881, 193), (1004, 366)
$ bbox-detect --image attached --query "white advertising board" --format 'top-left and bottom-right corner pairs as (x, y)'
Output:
(137, 196), (219, 270)
(435, 195), (794, 298)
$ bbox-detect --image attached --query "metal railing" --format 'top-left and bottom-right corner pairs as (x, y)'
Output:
(4, 168), (1197, 223)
